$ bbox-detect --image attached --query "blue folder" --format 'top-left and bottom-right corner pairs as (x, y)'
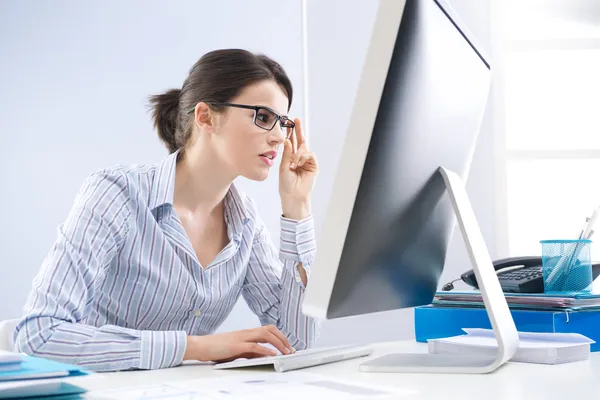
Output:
(0, 356), (89, 382)
(0, 355), (89, 399)
(414, 305), (600, 351)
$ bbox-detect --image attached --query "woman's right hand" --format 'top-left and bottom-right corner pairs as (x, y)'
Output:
(183, 325), (295, 363)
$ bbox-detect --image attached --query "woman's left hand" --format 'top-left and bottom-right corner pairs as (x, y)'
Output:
(279, 118), (318, 221)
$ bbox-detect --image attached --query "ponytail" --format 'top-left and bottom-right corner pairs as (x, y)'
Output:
(149, 89), (181, 153)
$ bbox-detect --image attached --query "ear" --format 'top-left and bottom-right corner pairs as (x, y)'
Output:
(194, 102), (216, 133)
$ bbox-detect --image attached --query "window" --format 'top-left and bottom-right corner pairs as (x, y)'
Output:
(493, 0), (600, 258)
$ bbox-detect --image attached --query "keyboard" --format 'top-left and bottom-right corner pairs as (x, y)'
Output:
(213, 344), (374, 373)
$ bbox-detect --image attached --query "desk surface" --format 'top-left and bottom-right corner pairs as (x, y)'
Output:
(68, 340), (600, 400)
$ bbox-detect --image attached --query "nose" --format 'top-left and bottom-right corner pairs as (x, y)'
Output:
(268, 124), (286, 145)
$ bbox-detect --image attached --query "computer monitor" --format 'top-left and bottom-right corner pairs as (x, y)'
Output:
(303, 0), (519, 373)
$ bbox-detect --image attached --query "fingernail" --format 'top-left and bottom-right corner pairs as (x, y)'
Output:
(285, 348), (291, 354)
(290, 163), (295, 169)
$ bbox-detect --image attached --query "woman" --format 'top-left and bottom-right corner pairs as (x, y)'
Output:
(14, 49), (319, 372)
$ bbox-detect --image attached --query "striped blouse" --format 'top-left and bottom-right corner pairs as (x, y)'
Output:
(14, 150), (319, 372)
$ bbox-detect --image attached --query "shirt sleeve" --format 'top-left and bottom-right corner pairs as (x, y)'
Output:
(13, 170), (187, 372)
(241, 214), (320, 350)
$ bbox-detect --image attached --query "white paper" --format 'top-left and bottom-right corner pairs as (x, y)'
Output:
(454, 328), (595, 348)
(95, 371), (417, 400)
(428, 328), (594, 364)
(0, 380), (80, 399)
(0, 351), (22, 365)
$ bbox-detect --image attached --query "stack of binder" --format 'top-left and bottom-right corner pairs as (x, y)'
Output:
(432, 290), (600, 311)
(414, 291), (600, 352)
(0, 351), (89, 399)
(0, 351), (21, 373)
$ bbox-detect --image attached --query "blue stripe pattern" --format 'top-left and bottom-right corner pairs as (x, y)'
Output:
(14, 151), (319, 372)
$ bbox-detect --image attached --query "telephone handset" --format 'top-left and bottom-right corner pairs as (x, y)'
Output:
(448, 256), (600, 294)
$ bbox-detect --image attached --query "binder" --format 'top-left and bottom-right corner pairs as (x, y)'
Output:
(414, 305), (600, 352)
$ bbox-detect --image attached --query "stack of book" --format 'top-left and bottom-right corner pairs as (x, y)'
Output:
(0, 351), (89, 399)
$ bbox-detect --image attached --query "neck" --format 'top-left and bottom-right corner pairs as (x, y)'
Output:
(173, 145), (235, 215)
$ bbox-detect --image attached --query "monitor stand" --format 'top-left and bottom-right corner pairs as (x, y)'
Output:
(359, 167), (519, 374)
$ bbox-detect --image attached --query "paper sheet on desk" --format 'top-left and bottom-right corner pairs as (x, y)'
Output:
(94, 371), (417, 400)
(428, 328), (594, 364)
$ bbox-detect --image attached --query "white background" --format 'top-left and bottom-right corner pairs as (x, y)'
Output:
(493, 0), (600, 261)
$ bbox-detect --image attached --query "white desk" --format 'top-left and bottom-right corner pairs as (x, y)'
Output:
(67, 340), (600, 399)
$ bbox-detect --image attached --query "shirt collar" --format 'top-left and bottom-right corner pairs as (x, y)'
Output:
(224, 181), (252, 240)
(149, 150), (252, 238)
(148, 150), (179, 210)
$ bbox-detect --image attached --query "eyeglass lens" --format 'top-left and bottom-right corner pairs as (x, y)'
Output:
(255, 108), (294, 130)
(255, 108), (277, 130)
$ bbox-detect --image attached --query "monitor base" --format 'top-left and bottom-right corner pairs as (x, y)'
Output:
(359, 353), (499, 374)
(359, 167), (519, 374)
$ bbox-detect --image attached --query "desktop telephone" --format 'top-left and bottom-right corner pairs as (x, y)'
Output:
(446, 256), (600, 294)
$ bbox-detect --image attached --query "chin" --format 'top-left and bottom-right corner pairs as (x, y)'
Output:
(243, 168), (270, 182)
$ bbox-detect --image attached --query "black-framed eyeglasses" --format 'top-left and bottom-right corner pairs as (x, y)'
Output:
(188, 102), (295, 136)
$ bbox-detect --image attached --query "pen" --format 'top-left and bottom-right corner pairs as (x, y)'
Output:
(578, 218), (589, 239)
(583, 206), (600, 239)
(559, 208), (599, 290)
(546, 212), (596, 290)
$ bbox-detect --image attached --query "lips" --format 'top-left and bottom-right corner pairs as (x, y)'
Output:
(259, 150), (277, 167)
(259, 150), (277, 160)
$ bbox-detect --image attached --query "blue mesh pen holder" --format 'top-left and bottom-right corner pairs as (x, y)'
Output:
(540, 239), (593, 293)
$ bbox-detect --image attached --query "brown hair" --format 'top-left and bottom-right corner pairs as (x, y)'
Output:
(148, 49), (293, 153)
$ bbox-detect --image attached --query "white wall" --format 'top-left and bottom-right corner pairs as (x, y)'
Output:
(0, 0), (304, 329)
(1, 0), (495, 346)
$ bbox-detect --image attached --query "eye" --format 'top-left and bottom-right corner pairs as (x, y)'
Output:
(256, 112), (268, 123)
(256, 109), (276, 126)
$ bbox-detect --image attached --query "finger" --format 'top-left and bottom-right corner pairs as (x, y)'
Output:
(248, 327), (290, 355)
(239, 343), (277, 357)
(291, 126), (298, 154)
(266, 325), (294, 353)
(265, 332), (291, 355)
(294, 118), (305, 148)
(234, 352), (272, 360)
(297, 151), (316, 168)
(281, 138), (293, 164)
(285, 138), (298, 170)
(291, 145), (305, 168)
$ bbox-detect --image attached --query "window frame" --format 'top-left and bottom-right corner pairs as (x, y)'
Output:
(490, 0), (600, 256)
